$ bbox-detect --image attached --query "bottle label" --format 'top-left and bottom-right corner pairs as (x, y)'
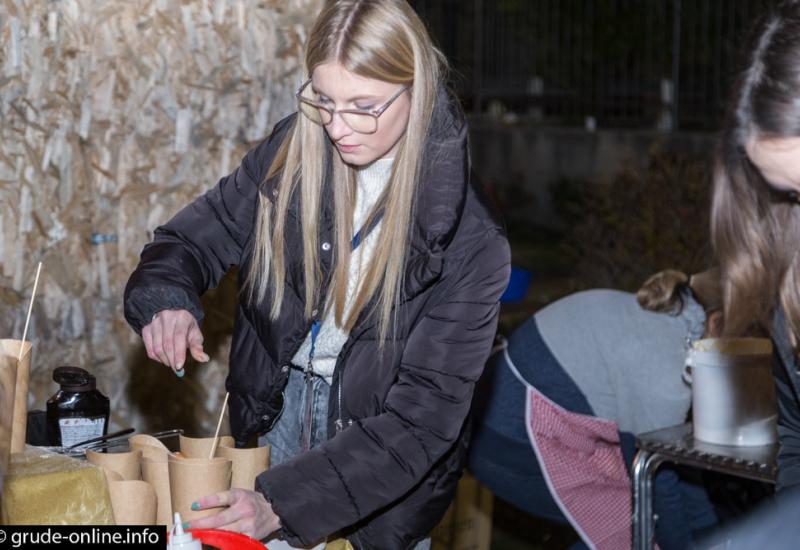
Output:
(58, 417), (105, 447)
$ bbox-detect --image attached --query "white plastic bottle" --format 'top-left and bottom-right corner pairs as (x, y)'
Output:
(167, 512), (202, 550)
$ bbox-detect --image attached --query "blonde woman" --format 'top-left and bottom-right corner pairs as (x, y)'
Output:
(124, 0), (510, 547)
(711, 1), (800, 494)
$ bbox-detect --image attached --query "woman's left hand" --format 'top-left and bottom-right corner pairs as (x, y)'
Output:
(186, 488), (281, 540)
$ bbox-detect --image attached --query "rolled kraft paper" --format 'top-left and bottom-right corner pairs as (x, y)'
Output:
(179, 434), (234, 458)
(129, 434), (172, 462)
(101, 467), (124, 486)
(86, 449), (142, 481)
(217, 445), (270, 491)
(0, 353), (17, 473)
(108, 480), (157, 525)
(141, 457), (173, 527)
(169, 456), (232, 521)
(0, 339), (31, 454)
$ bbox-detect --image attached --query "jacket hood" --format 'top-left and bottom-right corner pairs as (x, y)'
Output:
(412, 86), (470, 255)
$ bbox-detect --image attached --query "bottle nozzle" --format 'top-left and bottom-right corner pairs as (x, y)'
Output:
(173, 512), (184, 535)
(168, 512), (201, 549)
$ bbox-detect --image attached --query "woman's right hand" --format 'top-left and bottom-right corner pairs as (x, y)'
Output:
(141, 309), (210, 376)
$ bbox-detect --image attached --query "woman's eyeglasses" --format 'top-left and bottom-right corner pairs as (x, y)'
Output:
(295, 79), (409, 134)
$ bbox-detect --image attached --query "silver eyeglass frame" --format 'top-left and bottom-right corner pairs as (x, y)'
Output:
(295, 78), (409, 134)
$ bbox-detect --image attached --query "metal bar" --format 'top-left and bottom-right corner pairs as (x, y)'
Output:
(473, 0), (483, 114)
(414, 0), (771, 127)
(671, 0), (682, 131)
(632, 450), (667, 550)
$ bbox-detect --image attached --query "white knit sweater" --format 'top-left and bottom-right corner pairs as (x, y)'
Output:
(290, 157), (393, 383)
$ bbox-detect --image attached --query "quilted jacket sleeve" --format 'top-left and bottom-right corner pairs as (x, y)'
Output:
(257, 227), (511, 546)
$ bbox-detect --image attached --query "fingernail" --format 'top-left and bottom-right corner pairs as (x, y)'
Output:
(177, 361), (184, 370)
(182, 522), (190, 530)
(190, 502), (199, 511)
(175, 369), (185, 378)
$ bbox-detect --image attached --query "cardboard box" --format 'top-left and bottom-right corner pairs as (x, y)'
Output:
(432, 473), (493, 550)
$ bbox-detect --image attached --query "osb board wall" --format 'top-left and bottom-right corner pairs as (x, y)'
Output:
(0, 0), (322, 437)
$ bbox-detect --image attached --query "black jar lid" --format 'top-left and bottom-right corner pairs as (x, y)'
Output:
(53, 366), (96, 392)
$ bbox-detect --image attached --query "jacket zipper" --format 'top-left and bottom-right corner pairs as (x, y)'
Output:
(333, 343), (353, 433)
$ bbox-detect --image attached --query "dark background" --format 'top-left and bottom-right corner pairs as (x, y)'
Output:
(408, 2), (780, 548)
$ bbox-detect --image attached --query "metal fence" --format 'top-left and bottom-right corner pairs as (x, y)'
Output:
(411, 0), (776, 131)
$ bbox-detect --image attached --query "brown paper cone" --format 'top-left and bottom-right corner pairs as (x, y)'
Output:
(168, 456), (231, 521)
(129, 434), (172, 462)
(178, 434), (234, 459)
(217, 445), (270, 491)
(101, 468), (124, 486)
(0, 353), (18, 473)
(108, 480), (157, 525)
(0, 340), (30, 455)
(141, 456), (173, 527)
(86, 449), (142, 481)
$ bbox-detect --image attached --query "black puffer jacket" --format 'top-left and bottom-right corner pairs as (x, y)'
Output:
(124, 92), (510, 549)
(770, 307), (800, 493)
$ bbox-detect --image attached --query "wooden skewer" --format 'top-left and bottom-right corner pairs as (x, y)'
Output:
(209, 391), (230, 459)
(18, 262), (42, 362)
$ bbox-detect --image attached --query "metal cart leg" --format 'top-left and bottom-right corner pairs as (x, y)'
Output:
(632, 450), (666, 550)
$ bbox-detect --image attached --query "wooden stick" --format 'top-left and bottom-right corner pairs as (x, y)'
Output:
(18, 261), (42, 362)
(209, 391), (230, 459)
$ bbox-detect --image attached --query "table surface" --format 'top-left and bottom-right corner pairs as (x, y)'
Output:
(635, 423), (778, 483)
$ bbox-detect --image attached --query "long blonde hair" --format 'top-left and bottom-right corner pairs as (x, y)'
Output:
(711, 2), (800, 343)
(247, 0), (446, 341)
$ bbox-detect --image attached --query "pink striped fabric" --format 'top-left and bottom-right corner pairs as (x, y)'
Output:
(526, 385), (637, 550)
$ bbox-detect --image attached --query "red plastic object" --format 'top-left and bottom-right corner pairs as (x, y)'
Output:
(170, 529), (268, 549)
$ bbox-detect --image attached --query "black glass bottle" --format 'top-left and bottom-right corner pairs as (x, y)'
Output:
(46, 366), (109, 448)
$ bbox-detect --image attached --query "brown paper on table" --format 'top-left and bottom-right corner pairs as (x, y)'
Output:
(86, 449), (142, 481)
(326, 540), (356, 550)
(0, 353), (17, 474)
(0, 339), (31, 454)
(101, 467), (124, 486)
(108, 480), (157, 525)
(2, 447), (114, 524)
(217, 445), (269, 491)
(169, 456), (231, 521)
(141, 456), (173, 526)
(129, 434), (172, 461)
(179, 434), (234, 458)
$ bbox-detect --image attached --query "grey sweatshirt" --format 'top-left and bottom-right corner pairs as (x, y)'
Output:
(535, 289), (706, 435)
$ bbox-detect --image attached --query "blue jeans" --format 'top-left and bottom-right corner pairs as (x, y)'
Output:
(260, 368), (432, 550)
(260, 368), (331, 467)
(467, 318), (718, 550)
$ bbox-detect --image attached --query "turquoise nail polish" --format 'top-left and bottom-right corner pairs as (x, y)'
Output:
(176, 369), (185, 378)
(182, 522), (190, 530)
(190, 502), (199, 511)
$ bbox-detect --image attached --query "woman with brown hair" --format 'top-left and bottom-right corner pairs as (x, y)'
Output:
(711, 0), (800, 493)
(123, 0), (510, 547)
